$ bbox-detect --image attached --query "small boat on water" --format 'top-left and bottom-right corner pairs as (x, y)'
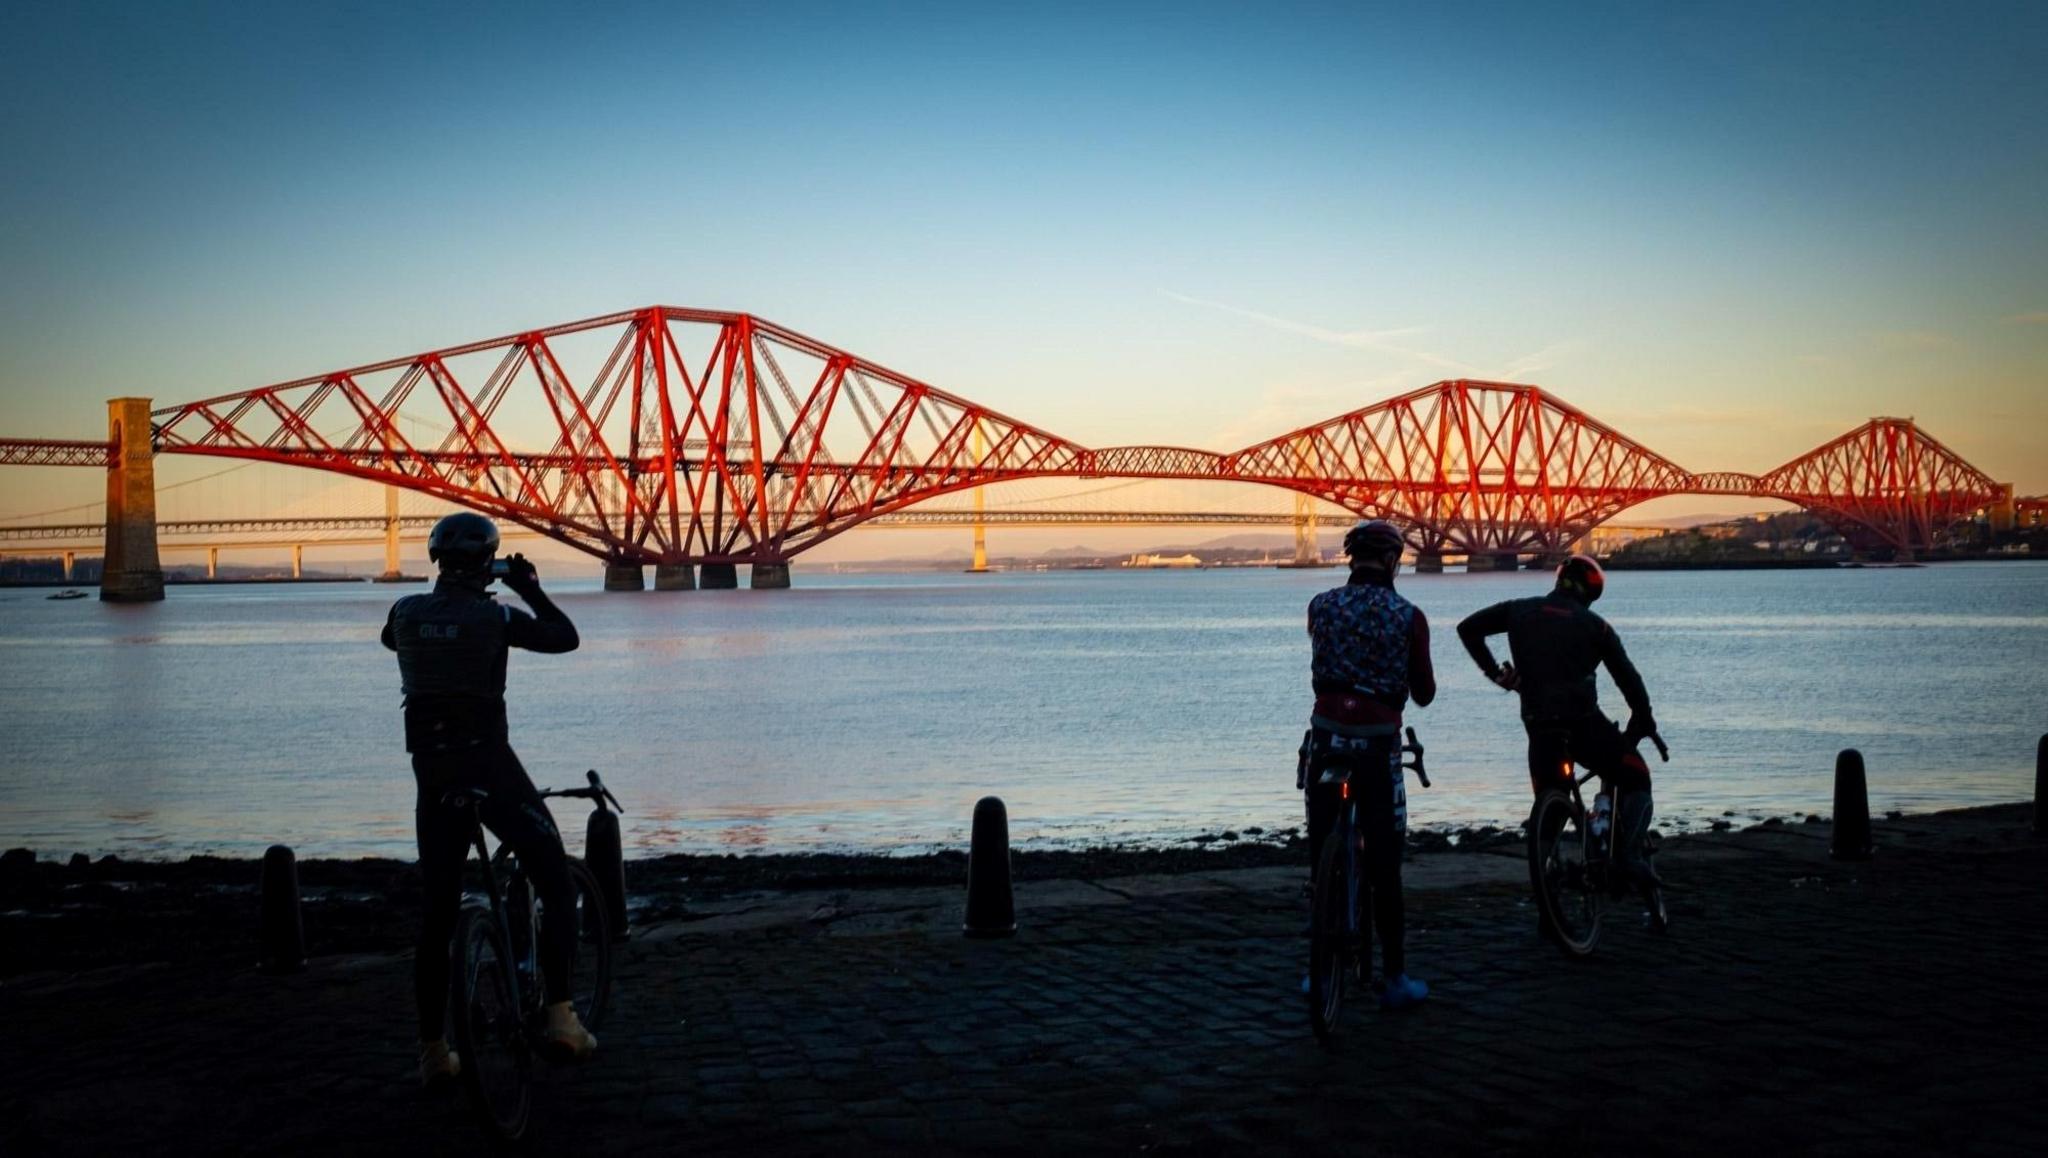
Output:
(46, 589), (88, 600)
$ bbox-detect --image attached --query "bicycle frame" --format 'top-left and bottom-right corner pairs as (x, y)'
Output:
(457, 808), (538, 1022)
(1312, 767), (1365, 940)
(1311, 728), (1428, 950)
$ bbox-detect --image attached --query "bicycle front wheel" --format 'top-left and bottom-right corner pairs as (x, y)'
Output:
(449, 906), (533, 1143)
(1306, 830), (1349, 1043)
(1527, 789), (1603, 957)
(556, 858), (614, 1032)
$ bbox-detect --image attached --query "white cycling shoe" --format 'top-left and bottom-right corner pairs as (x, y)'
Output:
(418, 1039), (461, 1088)
(540, 1001), (598, 1064)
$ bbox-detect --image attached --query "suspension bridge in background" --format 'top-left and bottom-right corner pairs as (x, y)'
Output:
(0, 305), (2027, 599)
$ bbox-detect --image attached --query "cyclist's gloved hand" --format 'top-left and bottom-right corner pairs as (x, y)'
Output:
(1488, 663), (1520, 692)
(1625, 712), (1657, 741)
(501, 552), (540, 593)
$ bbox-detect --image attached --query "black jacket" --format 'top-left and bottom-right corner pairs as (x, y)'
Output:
(381, 578), (577, 751)
(1457, 591), (1650, 723)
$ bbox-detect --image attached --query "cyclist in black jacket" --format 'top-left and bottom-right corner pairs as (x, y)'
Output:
(1457, 556), (1665, 914)
(382, 512), (596, 1086)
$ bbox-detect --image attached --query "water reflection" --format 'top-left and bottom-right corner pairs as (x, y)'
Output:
(0, 564), (2042, 859)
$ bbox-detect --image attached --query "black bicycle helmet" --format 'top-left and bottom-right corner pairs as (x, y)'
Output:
(427, 512), (499, 573)
(1342, 519), (1407, 561)
(1555, 553), (1606, 604)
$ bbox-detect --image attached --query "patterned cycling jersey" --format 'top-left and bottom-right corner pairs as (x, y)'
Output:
(1308, 581), (1418, 702)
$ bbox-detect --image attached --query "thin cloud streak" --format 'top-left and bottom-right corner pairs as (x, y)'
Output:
(1162, 290), (1475, 374)
(2004, 311), (2048, 325)
(1491, 341), (1582, 382)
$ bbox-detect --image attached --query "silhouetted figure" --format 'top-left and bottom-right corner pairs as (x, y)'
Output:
(1457, 554), (1666, 929)
(382, 513), (596, 1085)
(1301, 519), (1436, 1008)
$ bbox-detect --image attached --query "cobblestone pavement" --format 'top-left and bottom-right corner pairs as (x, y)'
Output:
(5, 806), (2044, 1156)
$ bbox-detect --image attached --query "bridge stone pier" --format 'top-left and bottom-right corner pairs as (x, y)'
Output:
(1465, 552), (1521, 572)
(699, 563), (739, 589)
(750, 562), (791, 589)
(1414, 552), (1445, 574)
(654, 563), (695, 591)
(603, 562), (645, 591)
(100, 397), (164, 602)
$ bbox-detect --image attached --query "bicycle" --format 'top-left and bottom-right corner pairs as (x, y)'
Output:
(444, 770), (622, 1143)
(1525, 727), (1669, 958)
(1305, 726), (1429, 1043)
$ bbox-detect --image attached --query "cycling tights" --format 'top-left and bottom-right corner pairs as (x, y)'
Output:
(412, 744), (576, 1041)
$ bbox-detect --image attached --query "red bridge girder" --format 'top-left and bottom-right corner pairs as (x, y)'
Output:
(1224, 380), (1695, 555)
(3, 306), (2012, 560)
(1752, 419), (2004, 554)
(0, 439), (112, 468)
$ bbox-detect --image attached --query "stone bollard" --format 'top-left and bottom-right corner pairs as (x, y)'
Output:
(1830, 750), (1873, 861)
(585, 805), (629, 940)
(963, 796), (1016, 938)
(2035, 734), (2046, 836)
(259, 844), (308, 974)
(0, 847), (35, 897)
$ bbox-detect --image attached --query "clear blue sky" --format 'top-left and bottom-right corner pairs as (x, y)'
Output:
(3, 0), (2044, 523)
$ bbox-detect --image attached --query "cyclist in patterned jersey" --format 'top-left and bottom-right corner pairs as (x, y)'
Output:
(1301, 519), (1436, 1009)
(382, 512), (599, 1087)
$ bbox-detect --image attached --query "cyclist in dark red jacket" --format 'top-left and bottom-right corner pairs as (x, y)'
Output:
(1457, 555), (1666, 924)
(1302, 519), (1435, 1008)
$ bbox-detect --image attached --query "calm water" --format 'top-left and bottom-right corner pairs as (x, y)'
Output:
(0, 564), (2043, 861)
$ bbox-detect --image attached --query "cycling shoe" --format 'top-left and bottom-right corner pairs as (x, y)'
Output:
(418, 1040), (461, 1088)
(1379, 973), (1429, 1010)
(539, 1002), (598, 1065)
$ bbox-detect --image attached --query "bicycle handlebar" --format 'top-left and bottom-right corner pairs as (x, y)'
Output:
(536, 769), (626, 814)
(1401, 726), (1431, 788)
(1622, 720), (1670, 764)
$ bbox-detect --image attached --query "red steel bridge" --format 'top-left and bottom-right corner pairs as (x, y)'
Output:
(0, 305), (2019, 590)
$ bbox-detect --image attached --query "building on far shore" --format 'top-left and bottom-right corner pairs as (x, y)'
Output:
(1124, 552), (1205, 569)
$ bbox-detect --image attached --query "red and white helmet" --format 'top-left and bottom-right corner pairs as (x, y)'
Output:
(1555, 554), (1606, 603)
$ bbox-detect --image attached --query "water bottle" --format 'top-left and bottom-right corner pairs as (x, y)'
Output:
(1590, 793), (1613, 857)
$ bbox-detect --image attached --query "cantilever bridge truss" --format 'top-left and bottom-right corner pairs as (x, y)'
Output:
(1, 306), (2011, 562)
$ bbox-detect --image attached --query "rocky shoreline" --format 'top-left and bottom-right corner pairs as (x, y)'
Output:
(0, 807), (1891, 980)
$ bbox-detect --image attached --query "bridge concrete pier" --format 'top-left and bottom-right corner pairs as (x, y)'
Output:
(654, 563), (695, 591)
(376, 484), (403, 581)
(1990, 483), (2015, 533)
(603, 562), (645, 591)
(1414, 552), (1444, 574)
(750, 562), (791, 589)
(100, 397), (164, 603)
(62, 551), (75, 581)
(700, 563), (739, 589)
(1465, 552), (1520, 572)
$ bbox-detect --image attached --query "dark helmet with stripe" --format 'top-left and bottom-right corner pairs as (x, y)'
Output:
(427, 512), (499, 574)
(1555, 553), (1606, 604)
(1343, 519), (1407, 563)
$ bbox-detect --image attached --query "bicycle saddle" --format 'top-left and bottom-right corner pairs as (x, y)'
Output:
(440, 786), (492, 810)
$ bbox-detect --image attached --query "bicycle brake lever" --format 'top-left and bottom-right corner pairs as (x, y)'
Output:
(588, 769), (625, 814)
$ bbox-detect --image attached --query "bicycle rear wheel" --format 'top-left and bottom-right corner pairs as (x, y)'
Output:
(555, 858), (614, 1032)
(449, 906), (533, 1142)
(1527, 789), (1603, 957)
(1306, 830), (1349, 1043)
